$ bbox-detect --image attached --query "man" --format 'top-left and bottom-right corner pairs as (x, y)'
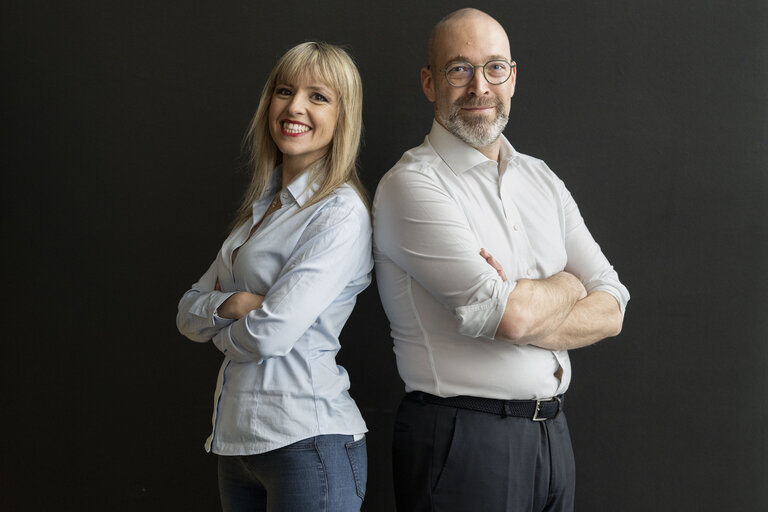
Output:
(373, 8), (630, 512)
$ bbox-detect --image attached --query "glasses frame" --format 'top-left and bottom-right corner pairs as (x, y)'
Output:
(436, 59), (516, 87)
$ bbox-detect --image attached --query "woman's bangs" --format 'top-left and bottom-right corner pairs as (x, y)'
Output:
(275, 51), (342, 98)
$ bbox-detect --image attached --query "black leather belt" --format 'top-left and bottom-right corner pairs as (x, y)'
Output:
(409, 391), (563, 422)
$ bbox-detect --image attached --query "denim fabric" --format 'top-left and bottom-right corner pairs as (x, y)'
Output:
(218, 434), (367, 512)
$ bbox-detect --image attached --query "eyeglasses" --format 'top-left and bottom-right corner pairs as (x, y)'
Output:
(436, 59), (516, 87)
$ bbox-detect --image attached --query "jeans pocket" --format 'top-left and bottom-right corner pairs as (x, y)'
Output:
(345, 437), (368, 500)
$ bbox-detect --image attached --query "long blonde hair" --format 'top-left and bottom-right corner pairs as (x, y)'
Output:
(232, 42), (367, 229)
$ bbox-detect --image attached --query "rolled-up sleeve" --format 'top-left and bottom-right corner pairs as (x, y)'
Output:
(212, 202), (372, 363)
(176, 260), (236, 342)
(374, 169), (514, 339)
(560, 183), (630, 315)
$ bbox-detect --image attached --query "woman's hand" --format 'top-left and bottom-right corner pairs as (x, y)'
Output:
(217, 292), (265, 320)
(215, 279), (265, 320)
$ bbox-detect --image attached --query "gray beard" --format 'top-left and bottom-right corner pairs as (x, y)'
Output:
(438, 98), (509, 148)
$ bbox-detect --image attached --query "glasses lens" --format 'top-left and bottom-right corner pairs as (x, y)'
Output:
(484, 60), (512, 84)
(444, 63), (473, 86)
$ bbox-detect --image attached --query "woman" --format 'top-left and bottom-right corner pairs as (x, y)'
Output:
(177, 42), (371, 511)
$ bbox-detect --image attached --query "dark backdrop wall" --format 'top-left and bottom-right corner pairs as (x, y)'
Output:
(2, 1), (766, 510)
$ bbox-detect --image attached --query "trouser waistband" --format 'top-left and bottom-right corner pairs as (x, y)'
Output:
(408, 391), (564, 421)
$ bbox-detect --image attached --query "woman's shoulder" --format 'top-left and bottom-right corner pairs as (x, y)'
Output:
(298, 183), (368, 231)
(317, 183), (368, 214)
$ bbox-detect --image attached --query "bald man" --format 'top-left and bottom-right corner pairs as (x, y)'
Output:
(373, 8), (630, 511)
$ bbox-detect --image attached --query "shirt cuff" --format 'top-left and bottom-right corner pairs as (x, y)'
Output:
(454, 280), (515, 339)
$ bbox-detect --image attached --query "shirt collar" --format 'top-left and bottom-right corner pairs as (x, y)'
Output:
(427, 120), (518, 175)
(252, 165), (323, 221)
(285, 164), (323, 207)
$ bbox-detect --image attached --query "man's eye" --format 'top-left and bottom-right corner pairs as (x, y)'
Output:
(450, 65), (469, 73)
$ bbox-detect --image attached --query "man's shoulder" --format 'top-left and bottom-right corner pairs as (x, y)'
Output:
(507, 148), (562, 183)
(505, 144), (547, 169)
(377, 137), (446, 189)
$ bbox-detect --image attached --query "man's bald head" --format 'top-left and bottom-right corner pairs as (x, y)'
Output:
(427, 8), (509, 69)
(421, 8), (516, 159)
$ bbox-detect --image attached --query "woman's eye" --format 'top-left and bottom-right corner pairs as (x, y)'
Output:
(312, 92), (329, 102)
(276, 88), (292, 96)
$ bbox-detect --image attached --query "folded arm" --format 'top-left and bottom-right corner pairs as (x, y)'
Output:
(212, 275), (265, 320)
(496, 271), (587, 343)
(532, 291), (623, 350)
(176, 260), (237, 342)
(374, 171), (515, 339)
(481, 168), (630, 350)
(484, 249), (621, 348)
(481, 248), (586, 343)
(212, 202), (372, 363)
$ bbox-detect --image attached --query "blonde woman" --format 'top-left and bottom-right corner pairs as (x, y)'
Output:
(177, 42), (370, 511)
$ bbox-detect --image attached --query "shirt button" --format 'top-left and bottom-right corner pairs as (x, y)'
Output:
(527, 269), (534, 277)
(281, 192), (289, 200)
(513, 224), (520, 231)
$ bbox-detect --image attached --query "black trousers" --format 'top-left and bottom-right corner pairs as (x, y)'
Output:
(392, 393), (575, 512)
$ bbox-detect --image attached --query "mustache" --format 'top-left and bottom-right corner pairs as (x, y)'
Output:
(452, 96), (504, 109)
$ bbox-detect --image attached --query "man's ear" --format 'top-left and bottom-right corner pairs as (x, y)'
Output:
(509, 64), (517, 98)
(421, 67), (436, 102)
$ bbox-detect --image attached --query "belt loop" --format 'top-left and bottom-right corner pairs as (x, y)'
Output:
(502, 402), (511, 418)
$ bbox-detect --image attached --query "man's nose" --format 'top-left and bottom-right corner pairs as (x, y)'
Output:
(466, 67), (490, 95)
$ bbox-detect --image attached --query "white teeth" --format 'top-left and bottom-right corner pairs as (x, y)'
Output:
(282, 122), (310, 134)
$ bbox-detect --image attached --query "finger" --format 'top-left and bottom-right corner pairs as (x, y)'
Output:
(480, 248), (507, 281)
(485, 253), (502, 272)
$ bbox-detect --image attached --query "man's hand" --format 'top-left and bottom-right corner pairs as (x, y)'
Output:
(480, 248), (587, 343)
(481, 248), (586, 299)
(480, 248), (507, 282)
(479, 249), (621, 349)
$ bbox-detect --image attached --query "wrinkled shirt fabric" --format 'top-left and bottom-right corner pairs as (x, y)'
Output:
(178, 167), (372, 455)
(373, 121), (629, 400)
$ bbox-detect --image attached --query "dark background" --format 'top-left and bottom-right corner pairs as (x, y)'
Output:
(2, 1), (766, 510)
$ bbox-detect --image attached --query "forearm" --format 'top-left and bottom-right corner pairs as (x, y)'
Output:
(531, 291), (623, 350)
(177, 289), (236, 342)
(495, 272), (586, 342)
(216, 292), (265, 320)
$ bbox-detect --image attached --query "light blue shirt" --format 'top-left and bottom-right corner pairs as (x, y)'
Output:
(177, 167), (372, 455)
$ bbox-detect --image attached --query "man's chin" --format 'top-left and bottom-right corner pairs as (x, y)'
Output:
(458, 109), (496, 123)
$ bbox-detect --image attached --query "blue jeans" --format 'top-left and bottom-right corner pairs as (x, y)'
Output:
(218, 434), (367, 512)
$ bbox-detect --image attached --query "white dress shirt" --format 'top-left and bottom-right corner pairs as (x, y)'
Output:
(373, 121), (629, 400)
(177, 167), (371, 455)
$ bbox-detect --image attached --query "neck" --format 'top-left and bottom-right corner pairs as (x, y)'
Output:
(281, 165), (300, 189)
(280, 156), (318, 189)
(434, 117), (502, 162)
(474, 140), (501, 162)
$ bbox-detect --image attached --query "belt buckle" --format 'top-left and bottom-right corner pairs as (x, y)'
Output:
(532, 396), (562, 422)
